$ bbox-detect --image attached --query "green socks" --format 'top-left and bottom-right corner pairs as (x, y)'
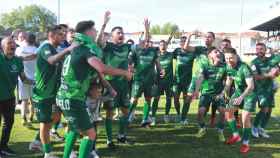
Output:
(152, 98), (159, 117)
(63, 131), (78, 158)
(143, 101), (151, 121)
(253, 111), (265, 127)
(242, 128), (251, 142)
(119, 115), (128, 135)
(228, 120), (239, 135)
(105, 118), (113, 142)
(78, 138), (93, 158)
(174, 98), (181, 115)
(43, 143), (51, 154)
(181, 100), (190, 121)
(165, 97), (171, 115)
(35, 131), (40, 141)
(261, 112), (271, 129)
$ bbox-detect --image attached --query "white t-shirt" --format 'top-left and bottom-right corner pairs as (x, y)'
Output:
(15, 43), (37, 80)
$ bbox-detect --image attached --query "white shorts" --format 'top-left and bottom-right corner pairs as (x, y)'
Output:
(18, 81), (33, 100)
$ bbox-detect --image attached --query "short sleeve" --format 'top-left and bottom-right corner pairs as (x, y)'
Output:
(243, 64), (253, 79)
(41, 44), (54, 61)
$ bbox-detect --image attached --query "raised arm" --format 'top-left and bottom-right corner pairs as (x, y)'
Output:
(97, 11), (111, 48)
(143, 18), (150, 48)
(183, 32), (196, 52)
(47, 43), (78, 65)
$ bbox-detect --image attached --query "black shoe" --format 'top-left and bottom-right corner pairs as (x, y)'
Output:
(117, 136), (134, 145)
(107, 141), (117, 149)
(0, 146), (16, 156)
(140, 121), (151, 128)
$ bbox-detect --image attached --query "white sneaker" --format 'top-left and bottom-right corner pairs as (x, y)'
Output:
(180, 119), (188, 126)
(251, 126), (259, 138)
(163, 115), (170, 123)
(69, 150), (77, 158)
(44, 152), (59, 158)
(151, 117), (156, 126)
(258, 128), (270, 138)
(90, 150), (100, 158)
(128, 110), (135, 123)
(29, 140), (42, 151)
(70, 151), (77, 158)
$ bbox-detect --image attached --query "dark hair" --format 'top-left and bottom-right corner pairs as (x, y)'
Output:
(26, 33), (36, 45)
(75, 20), (95, 33)
(111, 26), (123, 32)
(256, 42), (266, 48)
(67, 28), (75, 33)
(59, 24), (68, 29)
(222, 38), (231, 44)
(207, 31), (215, 39)
(47, 25), (63, 34)
(207, 46), (217, 54)
(180, 36), (187, 41)
(224, 48), (237, 55)
(160, 40), (166, 43)
(126, 39), (134, 44)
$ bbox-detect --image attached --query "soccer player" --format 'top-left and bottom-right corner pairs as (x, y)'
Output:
(97, 11), (135, 148)
(128, 18), (165, 127)
(0, 36), (33, 156)
(151, 39), (174, 126)
(172, 36), (197, 124)
(192, 47), (226, 141)
(32, 25), (76, 158)
(251, 43), (280, 138)
(223, 48), (256, 153)
(56, 20), (132, 158)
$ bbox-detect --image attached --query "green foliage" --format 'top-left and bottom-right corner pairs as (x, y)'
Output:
(150, 22), (179, 35)
(0, 5), (56, 33)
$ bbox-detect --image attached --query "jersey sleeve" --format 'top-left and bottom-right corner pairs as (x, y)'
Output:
(41, 44), (54, 61)
(243, 64), (253, 79)
(250, 60), (258, 75)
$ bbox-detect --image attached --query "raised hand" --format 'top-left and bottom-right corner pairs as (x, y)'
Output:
(104, 11), (111, 25)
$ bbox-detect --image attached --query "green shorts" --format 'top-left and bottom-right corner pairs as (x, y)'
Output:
(199, 94), (225, 109)
(103, 80), (130, 110)
(173, 80), (192, 95)
(131, 80), (153, 98)
(228, 92), (257, 112)
(56, 97), (94, 132)
(34, 98), (55, 123)
(257, 92), (275, 108)
(154, 80), (173, 97)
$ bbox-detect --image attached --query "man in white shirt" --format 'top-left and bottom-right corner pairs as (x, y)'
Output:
(15, 33), (37, 126)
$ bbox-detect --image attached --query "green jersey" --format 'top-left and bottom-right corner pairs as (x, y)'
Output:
(33, 42), (61, 102)
(0, 53), (24, 100)
(173, 48), (196, 83)
(158, 51), (173, 84)
(57, 45), (98, 102)
(129, 47), (158, 83)
(199, 61), (226, 95)
(226, 61), (254, 95)
(102, 42), (131, 81)
(251, 54), (280, 93)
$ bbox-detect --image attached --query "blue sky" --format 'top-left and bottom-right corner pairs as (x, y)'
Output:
(0, 0), (278, 32)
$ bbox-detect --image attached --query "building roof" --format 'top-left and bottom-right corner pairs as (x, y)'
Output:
(244, 6), (280, 32)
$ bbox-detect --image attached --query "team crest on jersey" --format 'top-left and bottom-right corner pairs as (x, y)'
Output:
(251, 65), (256, 71)
(45, 50), (51, 55)
(10, 64), (18, 72)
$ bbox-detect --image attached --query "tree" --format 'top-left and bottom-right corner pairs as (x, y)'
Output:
(150, 22), (179, 35)
(0, 5), (57, 33)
